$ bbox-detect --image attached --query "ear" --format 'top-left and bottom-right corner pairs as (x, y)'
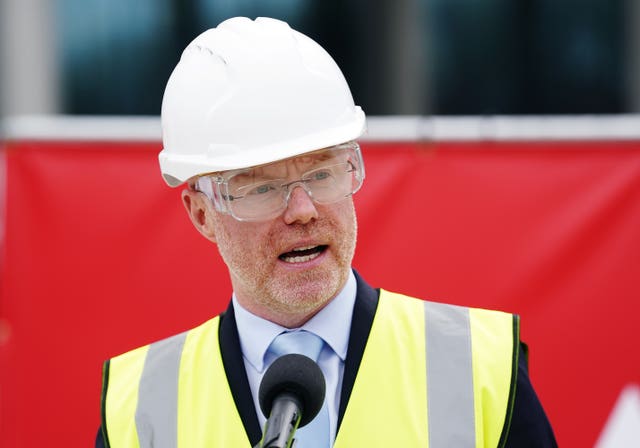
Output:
(181, 188), (218, 243)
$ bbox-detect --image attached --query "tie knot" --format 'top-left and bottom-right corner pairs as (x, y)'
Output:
(269, 330), (324, 361)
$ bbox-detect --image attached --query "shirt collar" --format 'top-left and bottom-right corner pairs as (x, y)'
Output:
(233, 269), (357, 373)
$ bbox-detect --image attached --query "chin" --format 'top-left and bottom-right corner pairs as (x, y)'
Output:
(270, 271), (342, 311)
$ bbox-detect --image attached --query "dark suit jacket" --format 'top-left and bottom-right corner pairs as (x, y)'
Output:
(97, 272), (557, 447)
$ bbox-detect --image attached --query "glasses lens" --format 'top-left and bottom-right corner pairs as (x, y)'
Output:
(303, 161), (356, 203)
(220, 143), (363, 221)
(227, 178), (287, 221)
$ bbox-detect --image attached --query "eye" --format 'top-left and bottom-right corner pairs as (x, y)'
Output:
(247, 183), (277, 196)
(311, 169), (333, 181)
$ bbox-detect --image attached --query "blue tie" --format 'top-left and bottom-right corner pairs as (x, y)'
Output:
(268, 331), (330, 448)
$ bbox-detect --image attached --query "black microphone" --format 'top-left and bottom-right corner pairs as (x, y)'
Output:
(257, 354), (326, 448)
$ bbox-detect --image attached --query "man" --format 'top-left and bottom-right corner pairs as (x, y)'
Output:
(98, 17), (556, 447)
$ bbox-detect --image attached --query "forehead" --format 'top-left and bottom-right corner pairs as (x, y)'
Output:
(227, 147), (345, 179)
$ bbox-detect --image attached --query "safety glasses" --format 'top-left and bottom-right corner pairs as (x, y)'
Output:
(195, 142), (365, 222)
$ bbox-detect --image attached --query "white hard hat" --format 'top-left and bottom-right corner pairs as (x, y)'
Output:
(159, 17), (366, 187)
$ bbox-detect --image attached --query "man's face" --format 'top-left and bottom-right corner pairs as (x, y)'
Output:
(186, 152), (359, 327)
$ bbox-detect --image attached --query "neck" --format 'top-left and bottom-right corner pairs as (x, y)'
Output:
(233, 294), (328, 328)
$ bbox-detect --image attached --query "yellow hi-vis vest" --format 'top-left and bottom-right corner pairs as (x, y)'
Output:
(101, 290), (518, 447)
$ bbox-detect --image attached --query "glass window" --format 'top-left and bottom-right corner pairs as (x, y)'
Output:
(54, 0), (631, 115)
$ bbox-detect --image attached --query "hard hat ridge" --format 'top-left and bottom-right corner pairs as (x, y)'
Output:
(159, 17), (366, 187)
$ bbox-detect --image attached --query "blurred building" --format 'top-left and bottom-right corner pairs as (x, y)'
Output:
(1, 0), (639, 117)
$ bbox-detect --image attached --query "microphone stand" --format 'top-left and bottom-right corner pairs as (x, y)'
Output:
(257, 392), (302, 448)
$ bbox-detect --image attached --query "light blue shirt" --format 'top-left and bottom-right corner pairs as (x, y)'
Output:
(232, 269), (357, 445)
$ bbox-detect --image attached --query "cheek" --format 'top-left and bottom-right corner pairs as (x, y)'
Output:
(212, 217), (271, 265)
(322, 200), (358, 257)
(331, 200), (357, 236)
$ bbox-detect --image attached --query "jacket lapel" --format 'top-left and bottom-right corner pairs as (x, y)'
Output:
(337, 271), (379, 431)
(219, 304), (263, 445)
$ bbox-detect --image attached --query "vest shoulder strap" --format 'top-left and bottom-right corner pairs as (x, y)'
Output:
(101, 316), (252, 448)
(335, 290), (518, 448)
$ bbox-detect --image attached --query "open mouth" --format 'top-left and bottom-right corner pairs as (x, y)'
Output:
(279, 245), (328, 263)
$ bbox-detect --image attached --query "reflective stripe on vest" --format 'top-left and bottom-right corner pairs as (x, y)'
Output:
(102, 291), (517, 447)
(424, 300), (475, 446)
(135, 331), (187, 448)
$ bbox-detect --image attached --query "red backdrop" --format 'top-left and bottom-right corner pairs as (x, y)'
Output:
(1, 137), (639, 446)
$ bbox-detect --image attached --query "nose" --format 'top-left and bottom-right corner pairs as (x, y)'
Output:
(282, 184), (318, 224)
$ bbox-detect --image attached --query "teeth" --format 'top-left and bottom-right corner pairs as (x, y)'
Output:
(292, 245), (315, 252)
(281, 245), (323, 263)
(282, 251), (322, 263)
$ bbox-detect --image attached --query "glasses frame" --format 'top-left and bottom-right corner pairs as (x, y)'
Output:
(194, 141), (365, 222)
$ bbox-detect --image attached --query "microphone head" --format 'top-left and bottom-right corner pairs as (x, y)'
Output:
(259, 353), (326, 427)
